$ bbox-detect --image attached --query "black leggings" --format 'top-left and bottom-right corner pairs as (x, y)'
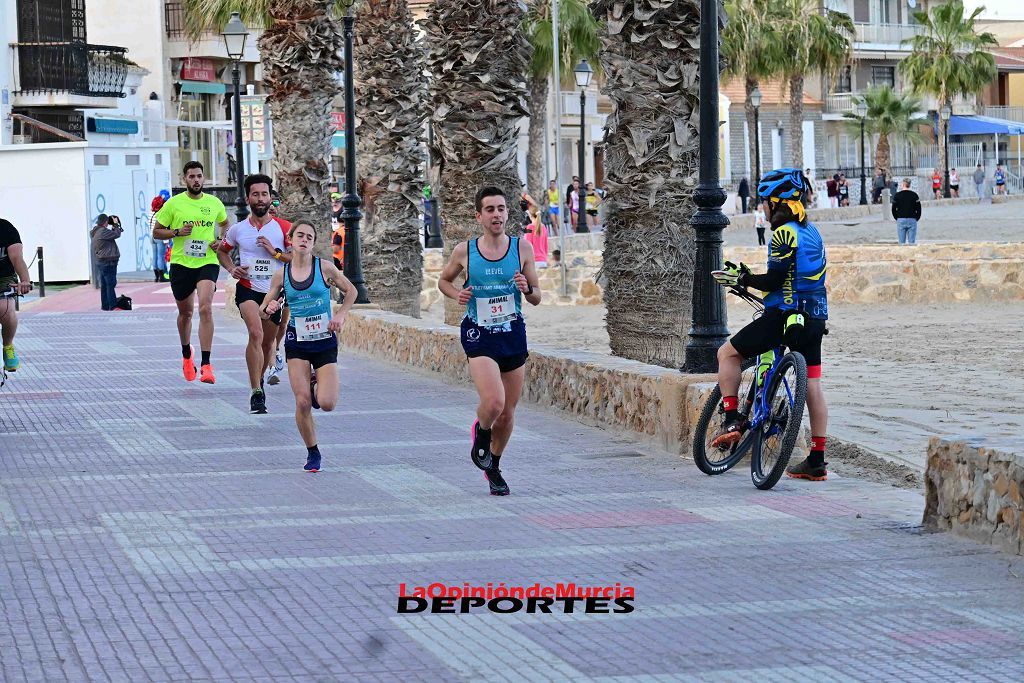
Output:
(756, 228), (766, 245)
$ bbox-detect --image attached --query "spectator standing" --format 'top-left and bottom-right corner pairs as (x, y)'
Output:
(973, 164), (986, 198)
(753, 201), (768, 246)
(871, 169), (886, 204)
(949, 167), (960, 198)
(91, 214), (124, 311)
(150, 196), (169, 282)
(892, 178), (921, 245)
(737, 177), (750, 214)
(826, 173), (839, 208)
(803, 169), (816, 206)
(994, 164), (1007, 195)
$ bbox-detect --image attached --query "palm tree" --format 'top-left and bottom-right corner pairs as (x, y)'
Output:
(353, 0), (428, 318)
(423, 0), (531, 326)
(843, 86), (929, 180)
(523, 0), (601, 204)
(182, 0), (348, 258)
(776, 0), (853, 168)
(722, 0), (783, 184)
(590, 0), (700, 368)
(901, 0), (997, 182)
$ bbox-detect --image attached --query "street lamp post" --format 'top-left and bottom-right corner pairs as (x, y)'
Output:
(341, 12), (370, 303)
(750, 86), (762, 188)
(222, 12), (249, 223)
(682, 0), (730, 373)
(574, 60), (593, 234)
(856, 98), (868, 206)
(940, 103), (952, 199)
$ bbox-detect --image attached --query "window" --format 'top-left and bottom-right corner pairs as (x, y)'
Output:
(93, 155), (109, 166)
(834, 66), (852, 94)
(155, 154), (163, 165)
(125, 154), (140, 166)
(838, 135), (858, 169)
(871, 66), (895, 89)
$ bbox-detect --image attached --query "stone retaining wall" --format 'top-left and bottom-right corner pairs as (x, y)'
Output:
(337, 307), (716, 455)
(421, 241), (1024, 309)
(923, 437), (1023, 555)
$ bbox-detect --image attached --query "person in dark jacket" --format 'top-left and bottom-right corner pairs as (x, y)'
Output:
(91, 214), (124, 310)
(737, 177), (750, 213)
(891, 179), (921, 245)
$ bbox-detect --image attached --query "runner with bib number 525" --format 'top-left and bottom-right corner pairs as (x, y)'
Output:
(260, 222), (356, 473)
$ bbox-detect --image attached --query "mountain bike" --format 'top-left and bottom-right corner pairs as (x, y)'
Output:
(691, 284), (808, 490)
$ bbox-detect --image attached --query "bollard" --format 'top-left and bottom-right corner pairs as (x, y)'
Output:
(881, 188), (892, 222)
(37, 246), (45, 297)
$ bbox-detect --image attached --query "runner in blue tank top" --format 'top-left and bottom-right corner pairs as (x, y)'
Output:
(260, 222), (357, 473)
(438, 186), (543, 496)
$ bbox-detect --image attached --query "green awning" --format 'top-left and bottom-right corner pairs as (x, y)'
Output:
(180, 80), (227, 95)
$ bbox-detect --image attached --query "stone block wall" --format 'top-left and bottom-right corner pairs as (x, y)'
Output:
(923, 437), (1023, 555)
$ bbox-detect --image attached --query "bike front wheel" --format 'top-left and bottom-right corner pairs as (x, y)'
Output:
(692, 363), (757, 476)
(751, 351), (807, 490)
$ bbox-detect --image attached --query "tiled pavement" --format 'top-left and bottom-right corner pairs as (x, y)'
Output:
(2, 291), (1024, 682)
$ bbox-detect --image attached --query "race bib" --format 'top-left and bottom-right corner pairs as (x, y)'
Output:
(295, 313), (331, 342)
(476, 294), (516, 327)
(184, 239), (208, 259)
(247, 257), (273, 280)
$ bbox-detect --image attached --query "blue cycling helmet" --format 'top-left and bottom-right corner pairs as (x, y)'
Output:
(757, 168), (810, 201)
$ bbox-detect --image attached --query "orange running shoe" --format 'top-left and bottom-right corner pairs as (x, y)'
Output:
(199, 364), (216, 384)
(182, 346), (197, 382)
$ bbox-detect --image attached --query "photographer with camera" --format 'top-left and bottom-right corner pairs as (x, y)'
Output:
(90, 213), (124, 311)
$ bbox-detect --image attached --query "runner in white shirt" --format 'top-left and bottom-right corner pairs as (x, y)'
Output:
(217, 174), (292, 414)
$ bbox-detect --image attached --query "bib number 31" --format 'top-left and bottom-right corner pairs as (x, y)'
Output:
(476, 294), (516, 327)
(295, 313), (331, 342)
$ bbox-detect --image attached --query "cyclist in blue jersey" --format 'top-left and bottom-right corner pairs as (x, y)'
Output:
(710, 168), (831, 481)
(438, 186), (543, 495)
(260, 222), (357, 473)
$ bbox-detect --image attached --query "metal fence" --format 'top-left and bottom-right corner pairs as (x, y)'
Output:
(11, 42), (128, 98)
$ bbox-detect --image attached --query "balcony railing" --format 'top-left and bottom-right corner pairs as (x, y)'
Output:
(561, 91), (599, 117)
(853, 22), (923, 47)
(12, 42), (129, 98)
(824, 92), (856, 115)
(985, 106), (1024, 123)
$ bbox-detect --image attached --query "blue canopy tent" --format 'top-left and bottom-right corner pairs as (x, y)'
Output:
(947, 115), (1024, 179)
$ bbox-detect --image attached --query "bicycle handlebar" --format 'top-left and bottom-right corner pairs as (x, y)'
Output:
(725, 284), (763, 308)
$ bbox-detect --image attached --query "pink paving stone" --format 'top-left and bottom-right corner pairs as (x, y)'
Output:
(888, 628), (1016, 647)
(525, 508), (707, 530)
(748, 493), (861, 518)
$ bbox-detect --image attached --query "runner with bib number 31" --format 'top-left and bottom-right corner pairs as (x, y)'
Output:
(260, 222), (356, 473)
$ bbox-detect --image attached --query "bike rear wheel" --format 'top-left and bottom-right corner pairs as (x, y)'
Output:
(750, 351), (807, 490)
(692, 362), (757, 475)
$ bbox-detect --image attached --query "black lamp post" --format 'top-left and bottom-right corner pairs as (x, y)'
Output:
(940, 103), (952, 199)
(750, 85), (762, 188)
(574, 60), (593, 234)
(341, 12), (369, 303)
(222, 12), (249, 223)
(856, 98), (868, 206)
(682, 0), (730, 373)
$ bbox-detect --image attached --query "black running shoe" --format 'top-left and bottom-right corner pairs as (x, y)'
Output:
(304, 451), (322, 473)
(310, 374), (320, 410)
(786, 457), (828, 481)
(250, 390), (267, 415)
(485, 467), (509, 496)
(470, 420), (493, 470)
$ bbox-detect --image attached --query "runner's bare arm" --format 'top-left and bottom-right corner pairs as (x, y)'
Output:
(7, 243), (33, 294)
(515, 239), (542, 306)
(259, 270), (285, 319)
(151, 220), (178, 240)
(438, 242), (472, 305)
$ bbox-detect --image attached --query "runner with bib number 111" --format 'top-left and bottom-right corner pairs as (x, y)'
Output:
(260, 222), (356, 473)
(438, 186), (542, 496)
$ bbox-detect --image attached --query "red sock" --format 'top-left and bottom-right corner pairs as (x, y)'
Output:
(809, 436), (826, 466)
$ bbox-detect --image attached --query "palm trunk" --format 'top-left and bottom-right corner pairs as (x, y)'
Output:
(789, 74), (804, 169)
(259, 1), (344, 259)
(875, 132), (891, 181)
(745, 77), (759, 183)
(354, 0), (428, 318)
(592, 0), (698, 368)
(527, 73), (550, 205)
(424, 0), (531, 326)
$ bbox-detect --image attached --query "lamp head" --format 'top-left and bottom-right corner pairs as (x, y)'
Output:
(855, 99), (868, 119)
(940, 104), (951, 121)
(222, 12), (248, 61)
(574, 59), (593, 89)
(750, 86), (762, 109)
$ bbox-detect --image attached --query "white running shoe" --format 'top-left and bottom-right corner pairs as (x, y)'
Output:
(274, 348), (285, 372)
(267, 365), (281, 386)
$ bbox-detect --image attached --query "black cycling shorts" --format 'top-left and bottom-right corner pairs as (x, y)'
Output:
(169, 263), (220, 301)
(730, 307), (826, 368)
(235, 283), (281, 325)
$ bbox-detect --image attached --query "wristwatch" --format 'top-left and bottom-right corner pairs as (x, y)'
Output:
(525, 283), (534, 296)
(273, 248), (284, 261)
(172, 229), (180, 237)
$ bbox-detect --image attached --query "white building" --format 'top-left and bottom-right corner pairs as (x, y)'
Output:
(0, 0), (175, 281)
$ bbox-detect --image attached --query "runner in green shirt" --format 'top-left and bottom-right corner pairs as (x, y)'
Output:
(152, 161), (229, 384)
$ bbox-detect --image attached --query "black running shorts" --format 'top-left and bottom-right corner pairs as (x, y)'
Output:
(169, 263), (220, 301)
(235, 283), (281, 325)
(730, 307), (826, 368)
(285, 345), (338, 369)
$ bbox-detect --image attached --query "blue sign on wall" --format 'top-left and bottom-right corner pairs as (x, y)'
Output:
(87, 118), (139, 135)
